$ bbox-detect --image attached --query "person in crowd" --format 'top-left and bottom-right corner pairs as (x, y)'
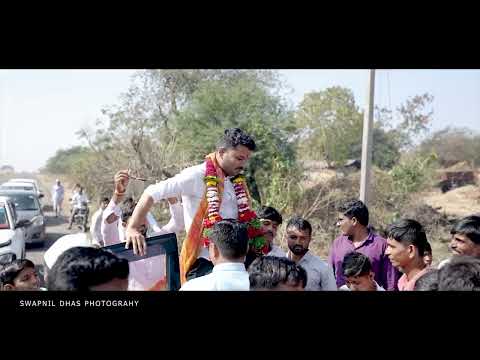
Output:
(248, 256), (307, 291)
(90, 197), (110, 246)
(51, 179), (65, 217)
(47, 246), (129, 291)
(437, 255), (480, 291)
(180, 219), (250, 291)
(385, 219), (430, 291)
(285, 216), (337, 291)
(329, 199), (400, 291)
(257, 206), (285, 257)
(0, 259), (41, 291)
(339, 252), (385, 291)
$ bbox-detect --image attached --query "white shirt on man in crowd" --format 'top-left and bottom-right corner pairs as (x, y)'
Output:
(144, 162), (238, 261)
(267, 244), (286, 258)
(179, 262), (250, 291)
(90, 207), (105, 245)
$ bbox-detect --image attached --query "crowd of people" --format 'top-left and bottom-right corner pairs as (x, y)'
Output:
(1, 127), (480, 291)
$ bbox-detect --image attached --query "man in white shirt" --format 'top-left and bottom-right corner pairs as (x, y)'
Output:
(180, 219), (250, 291)
(257, 206), (285, 258)
(89, 197), (110, 246)
(51, 179), (65, 217)
(338, 252), (385, 291)
(68, 187), (89, 229)
(285, 216), (337, 291)
(125, 128), (258, 283)
(101, 170), (184, 290)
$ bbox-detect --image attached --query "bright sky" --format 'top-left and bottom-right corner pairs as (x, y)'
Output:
(1, 69), (479, 172)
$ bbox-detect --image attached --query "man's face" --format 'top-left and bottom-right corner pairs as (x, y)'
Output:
(13, 267), (40, 291)
(385, 237), (412, 271)
(286, 227), (311, 256)
(450, 233), (480, 257)
(90, 277), (128, 291)
(101, 201), (109, 210)
(260, 219), (280, 246)
(423, 251), (433, 266)
(218, 145), (252, 177)
(345, 272), (376, 291)
(336, 213), (355, 237)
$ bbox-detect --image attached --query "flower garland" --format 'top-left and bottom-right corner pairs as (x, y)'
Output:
(201, 157), (268, 254)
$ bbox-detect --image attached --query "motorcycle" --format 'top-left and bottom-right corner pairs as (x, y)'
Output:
(72, 201), (89, 232)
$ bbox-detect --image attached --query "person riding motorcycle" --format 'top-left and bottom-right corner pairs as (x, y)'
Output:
(68, 187), (89, 230)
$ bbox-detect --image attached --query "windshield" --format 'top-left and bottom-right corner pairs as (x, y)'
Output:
(0, 206), (9, 229)
(0, 194), (39, 211)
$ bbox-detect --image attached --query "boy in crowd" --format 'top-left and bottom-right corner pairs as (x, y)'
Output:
(339, 252), (385, 291)
(0, 259), (41, 291)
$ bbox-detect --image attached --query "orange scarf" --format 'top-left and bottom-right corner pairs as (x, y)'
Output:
(179, 153), (225, 284)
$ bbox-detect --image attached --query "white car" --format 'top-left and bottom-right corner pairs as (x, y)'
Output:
(9, 178), (43, 198)
(0, 196), (28, 264)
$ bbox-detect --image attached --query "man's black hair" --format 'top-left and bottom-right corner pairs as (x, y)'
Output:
(248, 256), (307, 289)
(47, 247), (129, 291)
(337, 199), (369, 226)
(425, 241), (432, 254)
(286, 216), (312, 236)
(256, 206), (282, 224)
(414, 269), (439, 291)
(342, 252), (372, 277)
(0, 259), (35, 287)
(386, 219), (428, 256)
(217, 128), (256, 151)
(210, 219), (249, 260)
(101, 197), (110, 203)
(450, 215), (480, 245)
(438, 256), (480, 291)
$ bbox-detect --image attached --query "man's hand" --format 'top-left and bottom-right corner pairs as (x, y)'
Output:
(115, 170), (130, 194)
(125, 226), (147, 256)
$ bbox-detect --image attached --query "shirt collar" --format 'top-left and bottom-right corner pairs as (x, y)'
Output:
(212, 262), (246, 273)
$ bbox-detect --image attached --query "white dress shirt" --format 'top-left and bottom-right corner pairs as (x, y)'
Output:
(179, 262), (250, 291)
(90, 207), (104, 245)
(51, 184), (64, 202)
(288, 251), (338, 291)
(144, 162), (239, 260)
(71, 193), (89, 209)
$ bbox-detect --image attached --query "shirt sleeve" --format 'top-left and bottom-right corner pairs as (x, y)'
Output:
(381, 251), (400, 291)
(321, 263), (338, 291)
(144, 169), (199, 203)
(102, 199), (122, 224)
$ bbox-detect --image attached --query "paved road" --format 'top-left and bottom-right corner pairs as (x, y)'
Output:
(25, 208), (88, 283)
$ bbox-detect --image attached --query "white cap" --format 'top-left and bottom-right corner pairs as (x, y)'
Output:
(44, 233), (94, 269)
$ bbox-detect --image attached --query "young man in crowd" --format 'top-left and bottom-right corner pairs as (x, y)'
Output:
(438, 215), (480, 268)
(256, 206), (285, 257)
(339, 252), (385, 291)
(285, 216), (337, 291)
(385, 219), (430, 291)
(329, 199), (400, 291)
(0, 259), (41, 291)
(248, 256), (307, 291)
(180, 219), (250, 291)
(47, 246), (129, 291)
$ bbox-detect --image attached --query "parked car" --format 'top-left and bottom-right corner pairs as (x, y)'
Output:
(0, 190), (46, 244)
(9, 178), (44, 198)
(0, 196), (28, 264)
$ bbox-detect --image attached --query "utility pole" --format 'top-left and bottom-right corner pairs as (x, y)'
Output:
(359, 69), (375, 206)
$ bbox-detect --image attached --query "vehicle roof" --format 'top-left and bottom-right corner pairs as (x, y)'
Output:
(9, 178), (38, 184)
(0, 190), (39, 197)
(1, 181), (35, 187)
